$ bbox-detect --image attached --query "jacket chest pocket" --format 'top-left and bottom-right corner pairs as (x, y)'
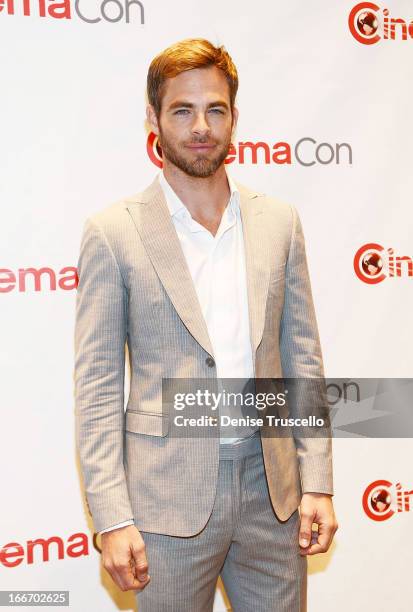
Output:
(267, 263), (286, 296)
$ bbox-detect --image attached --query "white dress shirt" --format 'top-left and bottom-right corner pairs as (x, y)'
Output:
(99, 169), (255, 534)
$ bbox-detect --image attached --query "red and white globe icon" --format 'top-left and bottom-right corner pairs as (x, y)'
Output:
(356, 11), (379, 37)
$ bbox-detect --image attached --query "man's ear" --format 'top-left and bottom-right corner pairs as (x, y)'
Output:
(231, 106), (239, 135)
(146, 104), (160, 136)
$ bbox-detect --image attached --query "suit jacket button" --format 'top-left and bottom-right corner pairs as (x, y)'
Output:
(205, 356), (215, 367)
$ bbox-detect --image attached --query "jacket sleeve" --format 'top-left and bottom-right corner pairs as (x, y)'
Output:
(279, 205), (334, 495)
(74, 217), (134, 532)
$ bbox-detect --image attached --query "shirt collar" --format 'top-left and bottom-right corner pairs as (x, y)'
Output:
(158, 169), (240, 219)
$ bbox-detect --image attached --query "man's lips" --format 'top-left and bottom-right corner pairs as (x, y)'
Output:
(186, 144), (216, 150)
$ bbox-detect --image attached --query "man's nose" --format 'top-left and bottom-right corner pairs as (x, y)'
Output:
(191, 112), (211, 137)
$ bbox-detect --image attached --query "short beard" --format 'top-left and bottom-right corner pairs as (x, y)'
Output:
(158, 126), (231, 178)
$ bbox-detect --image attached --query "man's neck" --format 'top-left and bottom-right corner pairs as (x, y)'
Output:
(162, 161), (231, 230)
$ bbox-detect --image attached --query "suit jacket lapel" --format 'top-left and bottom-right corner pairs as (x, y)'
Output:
(237, 183), (270, 358)
(126, 176), (215, 358)
(126, 175), (270, 367)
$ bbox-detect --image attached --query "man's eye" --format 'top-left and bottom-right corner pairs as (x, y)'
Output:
(209, 108), (224, 114)
(174, 109), (190, 115)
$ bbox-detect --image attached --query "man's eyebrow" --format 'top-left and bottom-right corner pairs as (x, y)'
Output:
(168, 100), (230, 110)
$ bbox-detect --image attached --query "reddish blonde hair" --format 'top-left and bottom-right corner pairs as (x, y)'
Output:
(147, 38), (238, 117)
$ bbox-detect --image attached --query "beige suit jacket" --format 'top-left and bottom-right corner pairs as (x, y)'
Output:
(74, 175), (334, 536)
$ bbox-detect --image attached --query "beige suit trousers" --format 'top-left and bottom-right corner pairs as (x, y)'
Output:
(135, 431), (307, 612)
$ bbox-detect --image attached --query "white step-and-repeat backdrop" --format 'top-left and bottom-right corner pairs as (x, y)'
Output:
(1, 1), (412, 610)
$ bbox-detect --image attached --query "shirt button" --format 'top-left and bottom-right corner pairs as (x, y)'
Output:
(205, 357), (215, 367)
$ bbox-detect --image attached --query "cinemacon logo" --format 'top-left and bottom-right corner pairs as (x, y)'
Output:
(0, 267), (77, 292)
(363, 480), (413, 521)
(0, 530), (105, 567)
(146, 133), (353, 168)
(0, 0), (144, 23)
(353, 243), (413, 284)
(349, 2), (413, 44)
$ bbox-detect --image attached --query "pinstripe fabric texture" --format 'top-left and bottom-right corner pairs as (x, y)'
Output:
(135, 431), (307, 611)
(73, 174), (333, 536)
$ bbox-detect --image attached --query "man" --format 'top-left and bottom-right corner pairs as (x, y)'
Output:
(74, 38), (338, 611)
